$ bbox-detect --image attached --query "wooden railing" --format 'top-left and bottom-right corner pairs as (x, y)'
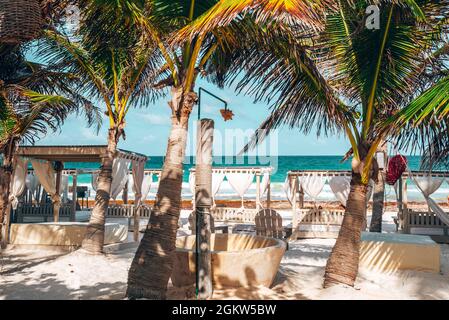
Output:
(14, 203), (152, 222)
(106, 205), (152, 218)
(295, 208), (345, 225)
(211, 207), (259, 223)
(15, 204), (72, 223)
(402, 209), (448, 235)
(290, 208), (345, 239)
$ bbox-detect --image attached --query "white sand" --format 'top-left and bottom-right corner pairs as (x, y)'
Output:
(1, 211), (449, 300)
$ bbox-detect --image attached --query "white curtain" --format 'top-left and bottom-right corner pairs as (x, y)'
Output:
(329, 176), (351, 206)
(226, 172), (254, 208)
(283, 176), (296, 205)
(31, 160), (60, 206)
(91, 172), (99, 191)
(61, 174), (69, 203)
(189, 171), (196, 195)
(427, 197), (449, 226)
(259, 171), (270, 196)
(212, 172), (225, 197)
(142, 174), (153, 201)
(9, 157), (29, 209)
(410, 172), (449, 225)
(300, 173), (326, 201)
(131, 160), (145, 207)
(413, 175), (445, 198)
(110, 158), (132, 200)
(131, 173), (152, 202)
(25, 173), (40, 200)
(189, 171), (225, 204)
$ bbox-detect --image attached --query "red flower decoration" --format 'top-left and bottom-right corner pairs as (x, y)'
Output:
(220, 109), (234, 121)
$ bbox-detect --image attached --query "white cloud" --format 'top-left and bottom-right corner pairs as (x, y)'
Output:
(141, 114), (170, 125)
(81, 128), (105, 143)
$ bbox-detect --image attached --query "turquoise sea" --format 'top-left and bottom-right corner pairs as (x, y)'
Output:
(65, 155), (424, 183)
(59, 155), (449, 202)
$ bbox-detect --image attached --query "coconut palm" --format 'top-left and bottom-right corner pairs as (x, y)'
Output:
(177, 0), (448, 289)
(38, 0), (163, 254)
(0, 44), (100, 246)
(124, 0), (334, 299)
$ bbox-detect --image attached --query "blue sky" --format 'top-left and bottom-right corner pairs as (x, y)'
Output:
(35, 77), (351, 156)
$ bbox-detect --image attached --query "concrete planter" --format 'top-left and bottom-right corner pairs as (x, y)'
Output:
(172, 234), (286, 289)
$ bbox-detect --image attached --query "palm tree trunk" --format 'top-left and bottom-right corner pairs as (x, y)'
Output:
(81, 128), (118, 254)
(126, 89), (197, 300)
(370, 142), (387, 232)
(323, 172), (368, 288)
(0, 167), (13, 246)
(0, 139), (18, 247)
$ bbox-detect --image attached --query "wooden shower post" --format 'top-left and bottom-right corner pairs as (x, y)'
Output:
(195, 119), (214, 300)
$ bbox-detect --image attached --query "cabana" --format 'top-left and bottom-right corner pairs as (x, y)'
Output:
(189, 166), (273, 223)
(395, 171), (449, 241)
(5, 145), (150, 247)
(286, 170), (350, 239)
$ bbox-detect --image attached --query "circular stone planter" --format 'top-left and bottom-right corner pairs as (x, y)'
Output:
(171, 233), (286, 289)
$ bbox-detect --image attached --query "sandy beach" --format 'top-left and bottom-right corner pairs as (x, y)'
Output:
(2, 211), (449, 300)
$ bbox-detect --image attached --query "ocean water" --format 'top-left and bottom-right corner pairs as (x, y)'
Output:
(61, 155), (449, 202)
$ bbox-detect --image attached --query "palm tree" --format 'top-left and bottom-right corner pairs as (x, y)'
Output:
(0, 44), (100, 246)
(126, 0), (333, 299)
(175, 0), (448, 289)
(39, 0), (162, 254)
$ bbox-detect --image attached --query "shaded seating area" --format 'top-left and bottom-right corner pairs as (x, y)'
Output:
(394, 171), (449, 242)
(189, 166), (273, 224)
(5, 145), (149, 246)
(285, 170), (354, 239)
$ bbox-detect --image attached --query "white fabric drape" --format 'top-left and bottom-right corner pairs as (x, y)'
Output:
(25, 173), (40, 200)
(427, 197), (449, 226)
(9, 157), (28, 209)
(226, 173), (254, 197)
(283, 176), (296, 205)
(189, 171), (225, 206)
(226, 172), (254, 208)
(189, 172), (225, 196)
(91, 172), (98, 191)
(60, 174), (69, 203)
(31, 160), (60, 205)
(300, 173), (326, 201)
(259, 171), (270, 196)
(131, 173), (153, 201)
(211, 172), (225, 197)
(141, 173), (153, 201)
(110, 158), (132, 200)
(410, 172), (449, 226)
(413, 175), (445, 198)
(189, 172), (196, 195)
(329, 176), (351, 206)
(131, 160), (145, 207)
